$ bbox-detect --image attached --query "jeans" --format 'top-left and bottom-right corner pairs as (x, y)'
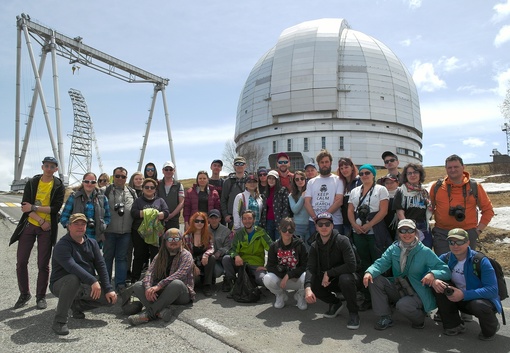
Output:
(222, 255), (266, 286)
(265, 219), (279, 241)
(103, 232), (131, 289)
(16, 223), (52, 298)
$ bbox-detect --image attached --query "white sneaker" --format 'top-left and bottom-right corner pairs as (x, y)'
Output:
(274, 292), (288, 309)
(294, 290), (307, 310)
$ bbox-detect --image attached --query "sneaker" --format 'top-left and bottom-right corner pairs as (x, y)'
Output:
(222, 277), (233, 292)
(358, 300), (372, 312)
(157, 308), (172, 322)
(444, 323), (466, 336)
(128, 311), (151, 326)
(433, 313), (442, 322)
(274, 292), (288, 309)
(323, 301), (346, 318)
(71, 300), (85, 319)
(347, 312), (360, 330)
(478, 323), (500, 341)
(374, 315), (393, 330)
(52, 322), (69, 335)
(36, 297), (47, 310)
(461, 313), (473, 322)
(203, 284), (213, 297)
(14, 293), (32, 309)
(294, 291), (307, 310)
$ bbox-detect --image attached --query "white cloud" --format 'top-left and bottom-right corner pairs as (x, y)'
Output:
(437, 56), (463, 72)
(462, 137), (486, 147)
(494, 25), (510, 47)
(492, 0), (510, 23)
(460, 152), (477, 160)
(492, 141), (501, 146)
(412, 61), (447, 92)
(430, 143), (446, 148)
(407, 0), (422, 10)
(493, 68), (510, 96)
(400, 39), (411, 47)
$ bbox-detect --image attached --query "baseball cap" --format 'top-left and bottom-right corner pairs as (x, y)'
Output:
(315, 212), (333, 223)
(208, 209), (221, 218)
(234, 156), (246, 164)
(381, 151), (398, 160)
(42, 156), (58, 166)
(382, 173), (399, 182)
(304, 162), (317, 170)
(162, 161), (175, 169)
(257, 168), (268, 175)
(70, 213), (87, 223)
(397, 219), (416, 230)
(267, 170), (279, 179)
(277, 152), (290, 160)
(447, 228), (469, 241)
(246, 172), (258, 182)
(211, 159), (223, 166)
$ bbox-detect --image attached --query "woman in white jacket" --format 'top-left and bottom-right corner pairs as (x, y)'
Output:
(232, 173), (264, 231)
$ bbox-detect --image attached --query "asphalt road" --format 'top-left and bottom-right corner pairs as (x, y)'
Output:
(1, 193), (510, 353)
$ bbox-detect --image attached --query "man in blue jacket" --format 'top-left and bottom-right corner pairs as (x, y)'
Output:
(432, 228), (502, 341)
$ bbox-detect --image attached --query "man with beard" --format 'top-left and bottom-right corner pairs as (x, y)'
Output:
(304, 149), (344, 238)
(275, 152), (294, 192)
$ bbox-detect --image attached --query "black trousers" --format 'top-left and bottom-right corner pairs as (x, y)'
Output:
(311, 273), (359, 314)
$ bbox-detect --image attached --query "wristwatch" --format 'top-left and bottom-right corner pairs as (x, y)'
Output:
(31, 204), (39, 212)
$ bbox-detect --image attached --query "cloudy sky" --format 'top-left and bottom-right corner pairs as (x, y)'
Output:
(0, 0), (509, 190)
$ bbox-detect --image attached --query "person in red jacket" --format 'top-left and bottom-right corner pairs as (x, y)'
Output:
(183, 171), (220, 230)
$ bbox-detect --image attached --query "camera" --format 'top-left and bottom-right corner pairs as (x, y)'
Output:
(444, 286), (455, 296)
(449, 205), (466, 222)
(114, 203), (125, 216)
(276, 264), (289, 273)
(87, 218), (95, 229)
(356, 204), (371, 225)
(394, 276), (416, 297)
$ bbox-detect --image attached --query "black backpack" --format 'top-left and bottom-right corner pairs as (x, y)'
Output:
(231, 264), (261, 303)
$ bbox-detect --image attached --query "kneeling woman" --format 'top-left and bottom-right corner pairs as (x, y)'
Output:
(129, 228), (195, 325)
(263, 218), (308, 310)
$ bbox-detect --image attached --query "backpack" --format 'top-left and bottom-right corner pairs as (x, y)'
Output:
(231, 264), (261, 303)
(432, 178), (478, 205)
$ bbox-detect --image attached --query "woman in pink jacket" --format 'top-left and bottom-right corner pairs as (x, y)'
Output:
(183, 171), (220, 230)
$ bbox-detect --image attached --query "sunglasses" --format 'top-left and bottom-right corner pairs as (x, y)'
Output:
(295, 177), (305, 181)
(258, 173), (267, 177)
(234, 162), (245, 166)
(384, 158), (396, 164)
(280, 228), (295, 234)
(406, 171), (419, 176)
(317, 221), (332, 228)
(399, 228), (416, 234)
(164, 167), (174, 172)
(448, 240), (467, 246)
(278, 160), (289, 165)
(82, 180), (97, 184)
(114, 175), (127, 179)
(166, 237), (181, 243)
(194, 219), (205, 224)
(143, 185), (156, 190)
(98, 179), (108, 183)
(359, 171), (372, 176)
(146, 168), (155, 172)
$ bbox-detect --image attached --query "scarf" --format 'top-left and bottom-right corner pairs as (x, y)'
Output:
(401, 183), (433, 223)
(398, 236), (419, 273)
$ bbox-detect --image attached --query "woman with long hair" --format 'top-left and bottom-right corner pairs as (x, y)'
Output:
(183, 212), (216, 296)
(288, 170), (309, 246)
(337, 157), (361, 238)
(128, 171), (144, 197)
(232, 172), (264, 231)
(260, 170), (290, 241)
(97, 172), (110, 189)
(143, 162), (158, 181)
(394, 163), (433, 248)
(60, 172), (110, 245)
(183, 171), (220, 230)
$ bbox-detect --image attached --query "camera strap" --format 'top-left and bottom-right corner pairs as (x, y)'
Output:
(357, 184), (374, 210)
(446, 184), (467, 209)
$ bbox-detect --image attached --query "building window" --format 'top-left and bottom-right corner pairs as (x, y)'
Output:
(321, 137), (326, 149)
(272, 141), (277, 154)
(287, 139), (292, 152)
(339, 136), (344, 151)
(304, 138), (309, 152)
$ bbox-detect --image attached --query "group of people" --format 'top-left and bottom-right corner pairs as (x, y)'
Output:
(10, 150), (503, 341)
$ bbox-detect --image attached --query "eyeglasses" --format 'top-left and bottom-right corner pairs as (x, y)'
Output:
(278, 160), (289, 165)
(295, 177), (305, 181)
(280, 228), (295, 234)
(234, 162), (245, 166)
(82, 180), (97, 184)
(399, 228), (416, 234)
(114, 175), (127, 179)
(166, 237), (181, 243)
(448, 240), (467, 246)
(143, 185), (156, 190)
(359, 171), (371, 176)
(194, 219), (205, 224)
(317, 221), (332, 228)
(384, 158), (396, 164)
(43, 164), (57, 169)
(98, 179), (107, 183)
(164, 167), (174, 172)
(406, 171), (419, 176)
(146, 168), (155, 172)
(258, 173), (267, 177)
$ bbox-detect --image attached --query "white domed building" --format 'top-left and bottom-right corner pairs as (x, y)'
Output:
(235, 18), (423, 170)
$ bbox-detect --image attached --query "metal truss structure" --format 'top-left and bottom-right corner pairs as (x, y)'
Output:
(12, 13), (174, 190)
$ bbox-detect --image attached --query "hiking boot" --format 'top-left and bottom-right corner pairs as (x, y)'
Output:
(128, 311), (151, 326)
(274, 292), (288, 309)
(36, 297), (47, 310)
(347, 312), (360, 330)
(14, 293), (32, 309)
(222, 277), (233, 292)
(294, 290), (307, 310)
(71, 300), (85, 319)
(323, 301), (346, 318)
(203, 284), (213, 297)
(358, 300), (372, 312)
(478, 323), (500, 341)
(444, 323), (466, 336)
(157, 308), (172, 322)
(52, 322), (69, 335)
(374, 315), (393, 330)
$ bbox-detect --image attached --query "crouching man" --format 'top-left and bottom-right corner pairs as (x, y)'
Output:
(432, 228), (502, 341)
(50, 213), (117, 335)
